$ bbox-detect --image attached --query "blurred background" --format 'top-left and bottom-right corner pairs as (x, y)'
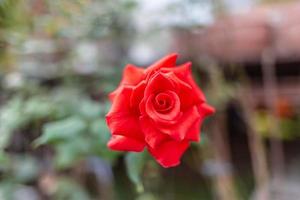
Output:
(0, 0), (299, 199)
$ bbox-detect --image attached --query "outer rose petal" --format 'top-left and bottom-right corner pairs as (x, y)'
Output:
(186, 103), (215, 141)
(140, 116), (169, 148)
(108, 135), (145, 152)
(145, 53), (178, 73)
(185, 118), (202, 142)
(122, 64), (145, 85)
(106, 113), (143, 140)
(130, 81), (147, 109)
(106, 87), (144, 140)
(109, 64), (144, 101)
(198, 103), (216, 117)
(109, 87), (122, 102)
(107, 86), (132, 114)
(165, 62), (192, 80)
(148, 140), (189, 168)
(183, 67), (207, 103)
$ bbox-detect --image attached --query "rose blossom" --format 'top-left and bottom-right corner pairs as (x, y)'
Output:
(106, 53), (215, 168)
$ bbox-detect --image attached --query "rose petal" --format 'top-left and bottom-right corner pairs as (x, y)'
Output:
(106, 87), (144, 140)
(156, 106), (201, 141)
(139, 98), (147, 116)
(185, 118), (202, 142)
(140, 116), (169, 148)
(185, 103), (215, 141)
(107, 135), (145, 152)
(130, 80), (147, 109)
(166, 62), (192, 79)
(146, 53), (178, 73)
(109, 86), (123, 102)
(109, 64), (144, 101)
(163, 71), (196, 110)
(122, 64), (145, 85)
(107, 87), (132, 113)
(145, 91), (181, 122)
(184, 69), (206, 103)
(106, 112), (143, 140)
(161, 63), (207, 110)
(198, 103), (216, 117)
(163, 70), (192, 91)
(148, 140), (189, 168)
(165, 62), (206, 104)
(144, 72), (176, 98)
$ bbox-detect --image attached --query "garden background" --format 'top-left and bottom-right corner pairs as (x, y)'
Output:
(0, 0), (299, 199)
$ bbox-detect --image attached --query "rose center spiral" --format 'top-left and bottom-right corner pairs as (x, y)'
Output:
(153, 92), (174, 113)
(145, 90), (181, 121)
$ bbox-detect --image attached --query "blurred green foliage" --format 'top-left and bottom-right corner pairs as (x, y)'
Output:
(0, 87), (120, 167)
(254, 111), (300, 140)
(125, 151), (148, 192)
(0, 0), (29, 71)
(0, 0), (150, 198)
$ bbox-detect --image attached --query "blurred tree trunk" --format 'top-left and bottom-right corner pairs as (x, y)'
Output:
(261, 22), (285, 187)
(261, 47), (285, 186)
(239, 86), (270, 200)
(199, 60), (238, 200)
(210, 112), (238, 200)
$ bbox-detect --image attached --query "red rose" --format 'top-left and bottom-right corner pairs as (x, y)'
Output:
(106, 53), (215, 168)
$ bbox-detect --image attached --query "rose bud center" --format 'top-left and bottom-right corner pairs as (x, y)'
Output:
(146, 90), (181, 121)
(153, 93), (174, 113)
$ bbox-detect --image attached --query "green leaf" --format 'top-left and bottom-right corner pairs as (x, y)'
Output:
(125, 151), (147, 192)
(54, 138), (91, 169)
(98, 147), (120, 164)
(0, 97), (24, 130)
(0, 181), (15, 200)
(23, 97), (54, 120)
(0, 151), (10, 171)
(54, 177), (91, 200)
(34, 116), (87, 146)
(0, 98), (24, 150)
(89, 119), (110, 145)
(0, 127), (12, 150)
(200, 132), (208, 146)
(78, 100), (102, 119)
